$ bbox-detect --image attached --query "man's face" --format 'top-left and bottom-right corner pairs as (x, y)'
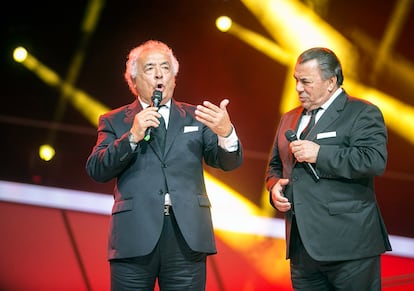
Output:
(134, 48), (176, 105)
(293, 59), (335, 111)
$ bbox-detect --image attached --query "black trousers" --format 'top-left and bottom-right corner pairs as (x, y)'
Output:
(110, 209), (207, 291)
(289, 218), (381, 291)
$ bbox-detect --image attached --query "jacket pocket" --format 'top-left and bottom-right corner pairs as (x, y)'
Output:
(328, 200), (364, 215)
(197, 194), (211, 207)
(112, 198), (134, 214)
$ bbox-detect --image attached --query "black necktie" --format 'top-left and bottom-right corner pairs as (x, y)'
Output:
(153, 115), (166, 152)
(300, 108), (320, 139)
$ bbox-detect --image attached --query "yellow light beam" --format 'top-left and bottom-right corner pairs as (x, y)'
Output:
(239, 0), (359, 113)
(49, 0), (106, 144)
(220, 19), (414, 143)
(225, 21), (292, 66)
(371, 0), (413, 80)
(225, 1), (414, 144)
(14, 48), (109, 127)
(216, 19), (299, 112)
(349, 29), (414, 93)
(204, 171), (290, 284)
(241, 0), (359, 78)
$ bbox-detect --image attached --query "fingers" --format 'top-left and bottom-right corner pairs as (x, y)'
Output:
(195, 99), (232, 136)
(130, 107), (161, 139)
(195, 104), (214, 123)
(219, 98), (229, 110)
(196, 101), (220, 119)
(271, 179), (291, 212)
(272, 192), (291, 212)
(272, 193), (291, 212)
(278, 178), (290, 186)
(290, 140), (319, 163)
(196, 99), (229, 116)
(139, 108), (161, 127)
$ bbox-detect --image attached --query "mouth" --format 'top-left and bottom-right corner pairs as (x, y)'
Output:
(298, 94), (308, 101)
(155, 83), (164, 91)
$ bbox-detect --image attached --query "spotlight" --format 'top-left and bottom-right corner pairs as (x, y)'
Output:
(216, 16), (232, 32)
(13, 47), (28, 63)
(39, 144), (56, 162)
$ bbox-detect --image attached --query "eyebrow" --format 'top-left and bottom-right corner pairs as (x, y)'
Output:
(143, 61), (170, 69)
(294, 75), (309, 81)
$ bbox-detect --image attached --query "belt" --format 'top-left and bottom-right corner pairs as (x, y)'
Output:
(164, 205), (171, 216)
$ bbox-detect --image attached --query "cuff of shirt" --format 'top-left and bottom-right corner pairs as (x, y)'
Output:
(218, 126), (239, 152)
(130, 142), (138, 150)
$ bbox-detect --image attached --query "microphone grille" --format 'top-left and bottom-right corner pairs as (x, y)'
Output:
(152, 90), (163, 107)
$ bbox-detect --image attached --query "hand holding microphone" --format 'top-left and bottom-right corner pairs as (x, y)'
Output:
(285, 129), (320, 182)
(144, 89), (163, 141)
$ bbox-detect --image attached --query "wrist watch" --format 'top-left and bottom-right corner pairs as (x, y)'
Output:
(128, 132), (138, 144)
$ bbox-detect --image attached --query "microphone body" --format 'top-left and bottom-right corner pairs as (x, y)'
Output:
(144, 90), (163, 141)
(285, 129), (320, 182)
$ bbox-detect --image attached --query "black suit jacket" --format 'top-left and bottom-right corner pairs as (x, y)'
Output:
(266, 91), (392, 261)
(86, 98), (243, 260)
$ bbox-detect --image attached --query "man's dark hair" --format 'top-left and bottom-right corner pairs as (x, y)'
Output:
(298, 47), (344, 86)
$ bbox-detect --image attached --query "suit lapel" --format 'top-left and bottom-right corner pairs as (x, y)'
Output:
(307, 92), (348, 140)
(283, 108), (303, 167)
(163, 101), (186, 157)
(113, 98), (142, 136)
(125, 99), (143, 125)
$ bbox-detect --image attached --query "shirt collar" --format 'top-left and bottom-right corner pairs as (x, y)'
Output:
(320, 87), (342, 111)
(138, 97), (171, 109)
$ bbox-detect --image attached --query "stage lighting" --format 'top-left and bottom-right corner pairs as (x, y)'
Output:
(216, 16), (232, 32)
(13, 47), (28, 63)
(39, 144), (55, 162)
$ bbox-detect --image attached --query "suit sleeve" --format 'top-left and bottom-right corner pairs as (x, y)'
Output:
(202, 124), (243, 171)
(86, 114), (137, 183)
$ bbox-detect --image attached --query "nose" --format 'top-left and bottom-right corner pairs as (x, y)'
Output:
(154, 66), (163, 79)
(295, 80), (303, 92)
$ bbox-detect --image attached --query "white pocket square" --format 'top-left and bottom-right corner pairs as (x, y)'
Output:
(317, 131), (337, 139)
(184, 126), (199, 133)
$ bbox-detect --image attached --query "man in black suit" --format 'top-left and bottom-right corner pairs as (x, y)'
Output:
(86, 40), (242, 290)
(266, 47), (391, 290)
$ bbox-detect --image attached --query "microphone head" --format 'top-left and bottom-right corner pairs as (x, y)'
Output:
(152, 90), (163, 107)
(285, 129), (297, 142)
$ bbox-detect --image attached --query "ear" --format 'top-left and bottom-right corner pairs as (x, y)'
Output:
(328, 76), (337, 92)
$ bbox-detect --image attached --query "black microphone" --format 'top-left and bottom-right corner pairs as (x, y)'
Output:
(144, 89), (163, 141)
(285, 129), (320, 182)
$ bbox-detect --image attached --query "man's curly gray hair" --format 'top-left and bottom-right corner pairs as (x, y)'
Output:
(124, 40), (179, 96)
